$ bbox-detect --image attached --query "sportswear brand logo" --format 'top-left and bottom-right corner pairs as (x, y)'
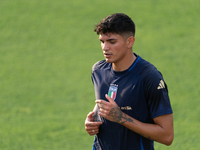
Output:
(108, 84), (118, 100)
(121, 106), (132, 110)
(157, 80), (165, 89)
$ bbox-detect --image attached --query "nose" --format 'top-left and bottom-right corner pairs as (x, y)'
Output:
(101, 43), (109, 51)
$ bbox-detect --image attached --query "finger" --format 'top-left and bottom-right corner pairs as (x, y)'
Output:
(85, 122), (102, 135)
(85, 112), (95, 123)
(105, 94), (115, 103)
(87, 129), (95, 135)
(91, 129), (95, 134)
(85, 125), (97, 131)
(85, 123), (101, 133)
(95, 100), (102, 105)
(87, 125), (101, 131)
(97, 103), (107, 110)
(86, 121), (103, 127)
(91, 128), (99, 134)
(98, 109), (107, 118)
(91, 121), (103, 126)
(95, 99), (108, 105)
(89, 129), (99, 135)
(87, 111), (94, 117)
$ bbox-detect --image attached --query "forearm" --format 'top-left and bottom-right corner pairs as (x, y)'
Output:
(96, 95), (174, 145)
(119, 112), (174, 146)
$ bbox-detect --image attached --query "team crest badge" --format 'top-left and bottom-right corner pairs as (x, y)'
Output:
(108, 84), (118, 100)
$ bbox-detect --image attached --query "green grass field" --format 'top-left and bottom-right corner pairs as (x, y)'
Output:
(0, 0), (199, 149)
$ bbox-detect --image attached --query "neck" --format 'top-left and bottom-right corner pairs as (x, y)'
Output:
(112, 53), (136, 72)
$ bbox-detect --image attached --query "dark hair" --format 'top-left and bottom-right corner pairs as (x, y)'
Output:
(94, 13), (135, 37)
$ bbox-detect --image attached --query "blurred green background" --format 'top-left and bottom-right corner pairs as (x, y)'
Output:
(0, 0), (199, 149)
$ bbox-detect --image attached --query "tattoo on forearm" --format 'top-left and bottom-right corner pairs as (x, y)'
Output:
(109, 107), (152, 140)
(121, 113), (135, 124)
(109, 107), (136, 125)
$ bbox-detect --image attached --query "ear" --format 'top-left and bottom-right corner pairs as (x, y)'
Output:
(126, 36), (135, 48)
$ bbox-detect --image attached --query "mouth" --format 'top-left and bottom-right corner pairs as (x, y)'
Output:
(103, 52), (112, 58)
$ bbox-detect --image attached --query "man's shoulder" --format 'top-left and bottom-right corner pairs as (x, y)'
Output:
(137, 57), (157, 76)
(137, 58), (166, 92)
(136, 57), (163, 82)
(92, 60), (108, 73)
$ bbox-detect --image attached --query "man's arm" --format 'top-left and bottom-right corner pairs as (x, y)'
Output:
(120, 112), (174, 146)
(96, 94), (174, 146)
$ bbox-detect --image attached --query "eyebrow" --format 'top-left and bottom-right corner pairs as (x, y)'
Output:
(99, 38), (118, 42)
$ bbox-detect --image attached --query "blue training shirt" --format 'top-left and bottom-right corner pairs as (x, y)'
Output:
(91, 54), (173, 150)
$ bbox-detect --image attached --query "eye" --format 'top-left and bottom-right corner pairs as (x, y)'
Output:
(110, 41), (116, 44)
(100, 40), (104, 44)
(109, 39), (117, 44)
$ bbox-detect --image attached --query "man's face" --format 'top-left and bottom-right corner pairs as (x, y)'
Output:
(99, 33), (129, 64)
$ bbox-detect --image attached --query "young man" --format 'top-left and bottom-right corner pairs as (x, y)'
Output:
(85, 13), (174, 150)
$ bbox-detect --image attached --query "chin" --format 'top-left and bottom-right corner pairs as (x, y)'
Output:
(105, 59), (113, 63)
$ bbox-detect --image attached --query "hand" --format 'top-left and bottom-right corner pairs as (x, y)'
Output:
(85, 111), (103, 135)
(95, 94), (123, 123)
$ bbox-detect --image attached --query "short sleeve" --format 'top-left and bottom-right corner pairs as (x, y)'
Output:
(143, 71), (173, 119)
